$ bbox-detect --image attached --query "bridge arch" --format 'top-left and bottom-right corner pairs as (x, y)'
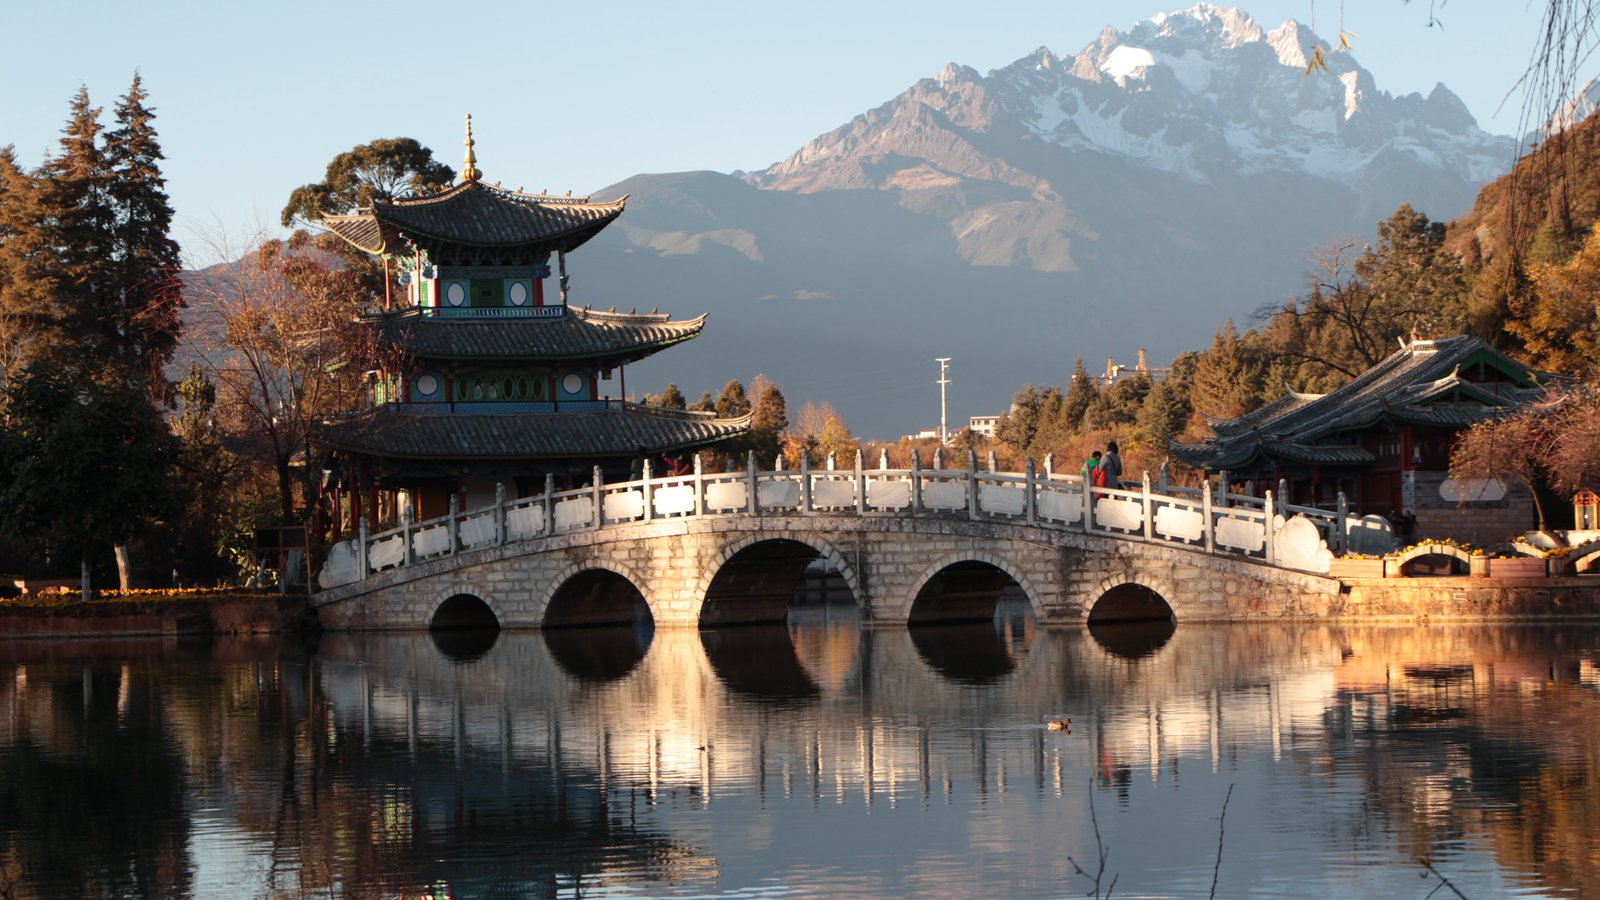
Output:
(904, 550), (1044, 624)
(1566, 539), (1600, 574)
(1087, 574), (1178, 623)
(695, 533), (862, 627)
(1391, 542), (1472, 576)
(427, 585), (504, 629)
(538, 560), (657, 628)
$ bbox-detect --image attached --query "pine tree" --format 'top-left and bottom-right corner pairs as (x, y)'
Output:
(1062, 357), (1098, 430)
(41, 88), (118, 374)
(0, 145), (46, 385)
(1190, 320), (1266, 420)
(105, 74), (183, 400)
(714, 379), (750, 417)
(748, 381), (788, 464)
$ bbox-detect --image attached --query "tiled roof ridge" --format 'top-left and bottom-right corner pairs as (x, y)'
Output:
(623, 401), (753, 427)
(573, 306), (706, 326)
(369, 181), (627, 213)
(359, 306), (708, 329)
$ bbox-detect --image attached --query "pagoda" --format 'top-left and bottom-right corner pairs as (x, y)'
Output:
(316, 116), (749, 526)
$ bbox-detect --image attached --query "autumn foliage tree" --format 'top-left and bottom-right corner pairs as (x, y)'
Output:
(186, 233), (385, 525)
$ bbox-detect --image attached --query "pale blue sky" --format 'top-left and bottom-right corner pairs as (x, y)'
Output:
(2, 1), (1555, 263)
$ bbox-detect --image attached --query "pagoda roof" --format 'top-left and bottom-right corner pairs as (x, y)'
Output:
(1170, 335), (1552, 471)
(317, 403), (751, 460)
(365, 306), (706, 363)
(322, 182), (626, 255)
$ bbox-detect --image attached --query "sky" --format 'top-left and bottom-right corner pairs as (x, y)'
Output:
(1, 1), (1563, 267)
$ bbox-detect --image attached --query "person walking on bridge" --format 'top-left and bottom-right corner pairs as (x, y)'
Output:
(1080, 450), (1102, 483)
(1101, 441), (1124, 490)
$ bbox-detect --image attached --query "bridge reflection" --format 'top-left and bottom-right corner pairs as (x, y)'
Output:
(8, 624), (1600, 897)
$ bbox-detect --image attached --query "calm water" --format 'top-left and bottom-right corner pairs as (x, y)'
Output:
(2, 614), (1597, 899)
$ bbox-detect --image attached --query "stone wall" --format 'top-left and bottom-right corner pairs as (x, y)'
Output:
(1337, 576), (1600, 618)
(0, 596), (316, 639)
(1410, 470), (1536, 545)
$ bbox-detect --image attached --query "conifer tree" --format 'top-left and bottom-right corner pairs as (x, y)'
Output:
(714, 379), (750, 417)
(38, 87), (118, 373)
(105, 74), (183, 400)
(1190, 320), (1266, 419)
(0, 145), (44, 385)
(748, 380), (788, 464)
(1062, 357), (1098, 430)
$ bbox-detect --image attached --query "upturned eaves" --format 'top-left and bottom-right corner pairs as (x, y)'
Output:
(364, 306), (707, 363)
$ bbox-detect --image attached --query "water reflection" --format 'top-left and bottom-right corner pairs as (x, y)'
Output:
(700, 624), (820, 700)
(543, 621), (652, 683)
(429, 625), (500, 662)
(4, 624), (1600, 897)
(1087, 618), (1177, 660)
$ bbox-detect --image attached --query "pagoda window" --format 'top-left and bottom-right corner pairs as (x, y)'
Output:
(412, 373), (442, 402)
(558, 371), (592, 401)
(442, 280), (470, 308)
(452, 370), (550, 403)
(471, 279), (504, 307)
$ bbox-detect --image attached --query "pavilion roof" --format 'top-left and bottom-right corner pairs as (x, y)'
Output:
(322, 182), (626, 255)
(1170, 335), (1551, 471)
(364, 306), (706, 363)
(318, 404), (751, 460)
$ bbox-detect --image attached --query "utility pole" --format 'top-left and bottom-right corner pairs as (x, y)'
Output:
(936, 357), (952, 446)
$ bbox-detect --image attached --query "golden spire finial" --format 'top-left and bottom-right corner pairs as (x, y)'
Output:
(462, 114), (482, 184)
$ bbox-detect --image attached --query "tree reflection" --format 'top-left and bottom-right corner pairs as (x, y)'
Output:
(0, 654), (194, 898)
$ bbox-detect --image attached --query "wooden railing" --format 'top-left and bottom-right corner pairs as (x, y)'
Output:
(328, 450), (1351, 588)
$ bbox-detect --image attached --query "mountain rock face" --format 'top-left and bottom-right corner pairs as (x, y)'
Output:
(578, 4), (1517, 436)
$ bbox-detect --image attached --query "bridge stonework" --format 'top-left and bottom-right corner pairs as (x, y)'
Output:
(314, 513), (1341, 630)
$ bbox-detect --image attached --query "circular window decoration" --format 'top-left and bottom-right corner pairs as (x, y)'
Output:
(516, 375), (530, 398)
(508, 282), (529, 306)
(562, 373), (585, 395)
(446, 282), (467, 306)
(415, 374), (438, 397)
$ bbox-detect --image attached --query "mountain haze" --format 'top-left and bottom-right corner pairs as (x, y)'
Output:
(577, 5), (1520, 436)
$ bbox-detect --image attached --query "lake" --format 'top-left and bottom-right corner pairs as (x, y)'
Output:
(1, 610), (1596, 898)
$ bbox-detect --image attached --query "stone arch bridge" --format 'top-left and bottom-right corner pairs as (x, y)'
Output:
(313, 456), (1345, 630)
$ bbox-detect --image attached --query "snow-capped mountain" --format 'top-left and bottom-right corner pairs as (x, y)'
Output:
(1539, 73), (1600, 138)
(748, 3), (1514, 264)
(580, 5), (1522, 435)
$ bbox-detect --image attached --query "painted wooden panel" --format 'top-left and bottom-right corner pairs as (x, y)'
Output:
(705, 482), (746, 511)
(1215, 517), (1265, 553)
(1094, 497), (1143, 532)
(652, 486), (695, 516)
(759, 479), (801, 510)
(1155, 506), (1204, 542)
(923, 482), (967, 510)
(868, 480), (911, 510)
(1037, 490), (1082, 523)
(812, 479), (856, 509)
(980, 484), (1025, 516)
(604, 490), (644, 522)
(555, 497), (593, 530)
